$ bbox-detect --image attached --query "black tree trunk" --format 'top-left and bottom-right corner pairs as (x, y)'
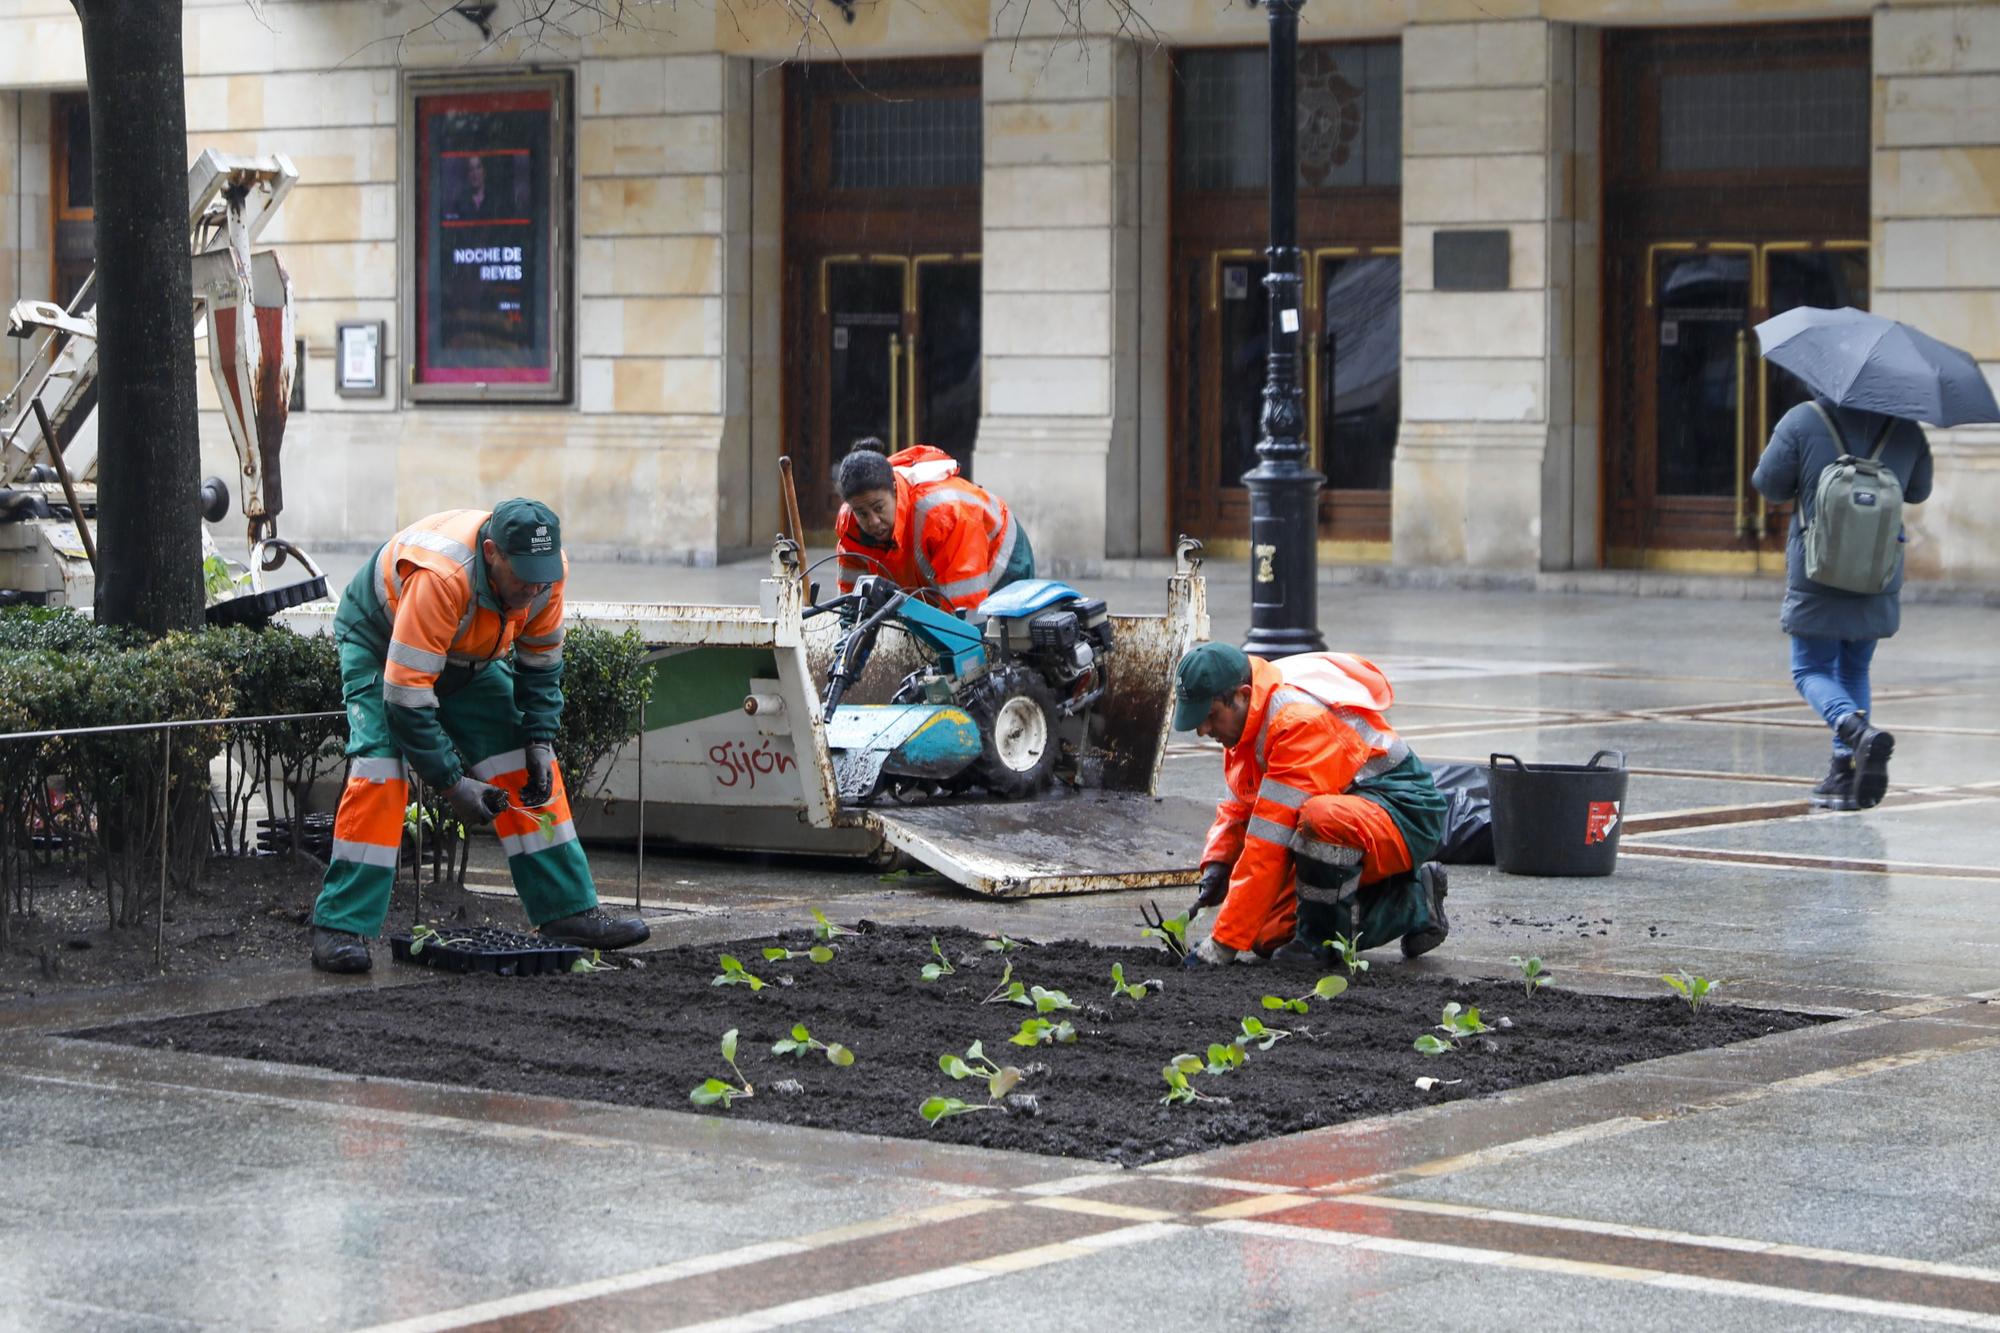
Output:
(73, 0), (202, 633)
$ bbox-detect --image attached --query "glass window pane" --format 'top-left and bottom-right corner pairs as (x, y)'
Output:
(62, 98), (92, 211)
(1659, 66), (1868, 173)
(1320, 255), (1399, 490)
(830, 94), (981, 190)
(1177, 42), (1400, 192)
(1218, 259), (1269, 489)
(1653, 253), (1750, 497)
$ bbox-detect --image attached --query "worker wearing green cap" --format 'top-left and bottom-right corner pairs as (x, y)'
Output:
(308, 499), (650, 973)
(1172, 641), (1450, 969)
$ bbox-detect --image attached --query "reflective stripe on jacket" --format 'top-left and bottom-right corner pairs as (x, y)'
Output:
(333, 508), (568, 788)
(835, 446), (1021, 612)
(1203, 653), (1415, 953)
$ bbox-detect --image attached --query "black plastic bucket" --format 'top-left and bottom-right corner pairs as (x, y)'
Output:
(1488, 750), (1628, 877)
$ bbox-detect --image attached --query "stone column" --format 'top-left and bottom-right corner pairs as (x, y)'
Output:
(0, 92), (52, 389)
(1874, 3), (2000, 585)
(975, 36), (1147, 571)
(1394, 19), (1591, 572)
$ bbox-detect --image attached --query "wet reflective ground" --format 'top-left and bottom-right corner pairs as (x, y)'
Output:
(6, 567), (1997, 1330)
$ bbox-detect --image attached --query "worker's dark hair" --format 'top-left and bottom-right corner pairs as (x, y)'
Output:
(838, 448), (895, 500)
(849, 436), (889, 456)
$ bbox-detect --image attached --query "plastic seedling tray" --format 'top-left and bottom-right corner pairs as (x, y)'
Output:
(387, 925), (586, 976)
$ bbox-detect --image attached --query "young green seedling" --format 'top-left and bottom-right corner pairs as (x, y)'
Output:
(1437, 1001), (1494, 1039)
(938, 1040), (1025, 1100)
(1235, 1016), (1290, 1051)
(1507, 954), (1552, 998)
(982, 961), (1030, 1006)
(569, 949), (615, 974)
(1663, 970), (1718, 1011)
(983, 934), (1025, 954)
(1260, 975), (1349, 1015)
(1415, 1001), (1495, 1054)
(407, 923), (476, 955)
(689, 1028), (754, 1108)
(1324, 932), (1370, 977)
(711, 954), (767, 991)
(1160, 1054), (1226, 1106)
(1203, 1041), (1247, 1075)
(1142, 911), (1191, 960)
(762, 944), (836, 964)
(920, 935), (957, 982)
(810, 908), (859, 942)
(1009, 1017), (1078, 1047)
(770, 1022), (855, 1066)
(920, 1096), (1002, 1126)
(1109, 962), (1161, 1001)
(1029, 985), (1079, 1014)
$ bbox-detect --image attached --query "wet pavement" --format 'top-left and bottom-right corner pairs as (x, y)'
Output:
(6, 567), (1999, 1330)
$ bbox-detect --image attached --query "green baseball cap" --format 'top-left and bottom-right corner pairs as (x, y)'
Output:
(1172, 641), (1252, 731)
(488, 498), (564, 584)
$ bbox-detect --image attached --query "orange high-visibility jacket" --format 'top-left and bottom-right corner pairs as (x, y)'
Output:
(835, 446), (1021, 612)
(1203, 652), (1414, 953)
(336, 508), (568, 788)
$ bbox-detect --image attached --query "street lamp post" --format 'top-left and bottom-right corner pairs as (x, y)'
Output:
(1241, 0), (1327, 658)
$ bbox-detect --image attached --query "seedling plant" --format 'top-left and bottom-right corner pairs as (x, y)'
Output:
(920, 936), (956, 982)
(1160, 1054), (1228, 1106)
(1325, 932), (1369, 977)
(1141, 910), (1191, 960)
(1010, 1017), (1078, 1047)
(1236, 1016), (1289, 1051)
(979, 963), (1075, 1011)
(712, 954), (766, 991)
(1663, 970), (1718, 1011)
(1261, 975), (1349, 1015)
(1511, 955), (1553, 998)
(570, 949), (615, 974)
(770, 1022), (856, 1066)
(810, 908), (859, 942)
(689, 1028), (754, 1108)
(923, 1040), (1026, 1125)
(984, 934), (1025, 954)
(1414, 1001), (1495, 1055)
(938, 1040), (1025, 1099)
(1110, 962), (1161, 1001)
(763, 944), (836, 965)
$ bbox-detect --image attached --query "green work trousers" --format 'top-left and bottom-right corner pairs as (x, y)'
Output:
(312, 639), (598, 936)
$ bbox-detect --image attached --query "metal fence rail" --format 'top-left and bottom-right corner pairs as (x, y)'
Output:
(0, 709), (345, 967)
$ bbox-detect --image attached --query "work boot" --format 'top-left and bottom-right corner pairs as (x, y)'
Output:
(1810, 755), (1856, 811)
(539, 906), (651, 950)
(1277, 860), (1359, 970)
(1400, 863), (1451, 960)
(1836, 711), (1894, 810)
(310, 926), (373, 974)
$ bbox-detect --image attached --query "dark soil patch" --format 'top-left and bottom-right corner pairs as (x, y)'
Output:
(81, 924), (1824, 1166)
(3, 856), (524, 1001)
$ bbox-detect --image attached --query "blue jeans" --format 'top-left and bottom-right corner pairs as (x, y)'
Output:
(1790, 635), (1877, 758)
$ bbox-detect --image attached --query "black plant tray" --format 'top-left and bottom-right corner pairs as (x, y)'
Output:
(205, 575), (331, 628)
(387, 925), (585, 976)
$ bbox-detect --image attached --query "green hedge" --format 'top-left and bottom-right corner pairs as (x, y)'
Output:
(0, 609), (651, 935)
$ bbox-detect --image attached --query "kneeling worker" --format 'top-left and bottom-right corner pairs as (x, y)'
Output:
(309, 498), (650, 972)
(833, 439), (1034, 613)
(1174, 642), (1451, 968)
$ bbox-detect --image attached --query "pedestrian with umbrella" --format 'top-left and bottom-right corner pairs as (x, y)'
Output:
(1751, 307), (1997, 810)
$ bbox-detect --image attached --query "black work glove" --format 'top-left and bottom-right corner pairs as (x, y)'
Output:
(1191, 862), (1231, 915)
(522, 742), (556, 809)
(444, 776), (507, 828)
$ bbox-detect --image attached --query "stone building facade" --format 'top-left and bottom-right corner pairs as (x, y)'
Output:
(0, 0), (1993, 586)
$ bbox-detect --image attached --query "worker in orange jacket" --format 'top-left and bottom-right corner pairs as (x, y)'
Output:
(1173, 642), (1451, 968)
(308, 499), (649, 973)
(833, 439), (1034, 613)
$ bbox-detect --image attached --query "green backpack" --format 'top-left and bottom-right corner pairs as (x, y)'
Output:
(1802, 402), (1903, 595)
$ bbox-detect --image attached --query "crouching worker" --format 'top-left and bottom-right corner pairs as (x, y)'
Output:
(309, 499), (650, 973)
(833, 439), (1034, 613)
(1174, 643), (1451, 969)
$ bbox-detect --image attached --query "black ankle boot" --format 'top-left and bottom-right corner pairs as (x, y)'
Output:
(1811, 755), (1855, 810)
(1835, 712), (1894, 810)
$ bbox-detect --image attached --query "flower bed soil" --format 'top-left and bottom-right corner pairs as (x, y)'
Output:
(81, 923), (1822, 1166)
(3, 857), (522, 1001)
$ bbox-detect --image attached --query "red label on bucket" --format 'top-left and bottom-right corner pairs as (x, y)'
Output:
(1585, 801), (1621, 844)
